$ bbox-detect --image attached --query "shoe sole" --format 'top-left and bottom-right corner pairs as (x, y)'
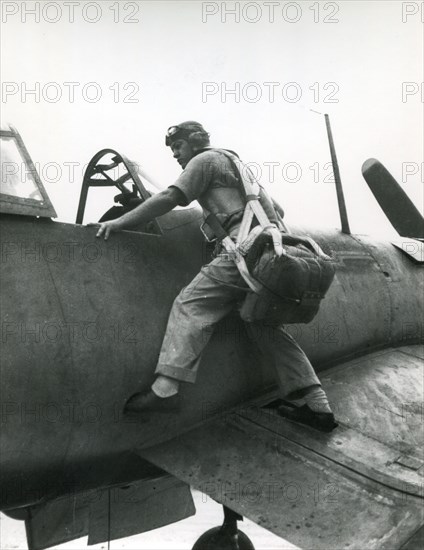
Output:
(278, 404), (338, 433)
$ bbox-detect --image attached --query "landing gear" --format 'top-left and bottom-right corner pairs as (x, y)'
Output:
(192, 506), (256, 550)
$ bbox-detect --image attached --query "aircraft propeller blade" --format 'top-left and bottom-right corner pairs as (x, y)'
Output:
(362, 158), (424, 238)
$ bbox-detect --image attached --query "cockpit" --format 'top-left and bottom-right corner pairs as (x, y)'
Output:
(74, 147), (163, 235)
(0, 124), (167, 234)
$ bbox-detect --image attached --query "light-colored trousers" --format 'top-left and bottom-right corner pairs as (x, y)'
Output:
(155, 254), (321, 398)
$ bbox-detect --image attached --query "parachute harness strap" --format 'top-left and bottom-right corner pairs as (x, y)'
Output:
(212, 149), (281, 294)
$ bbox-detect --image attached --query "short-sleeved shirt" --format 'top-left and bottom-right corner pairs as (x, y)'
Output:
(170, 148), (280, 238)
(170, 149), (246, 237)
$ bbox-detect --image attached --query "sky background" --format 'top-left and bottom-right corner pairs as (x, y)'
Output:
(1, 0), (423, 237)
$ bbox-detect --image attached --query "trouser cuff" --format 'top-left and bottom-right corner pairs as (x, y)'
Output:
(155, 363), (197, 383)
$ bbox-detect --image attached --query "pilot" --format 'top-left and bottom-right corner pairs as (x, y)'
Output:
(95, 121), (337, 432)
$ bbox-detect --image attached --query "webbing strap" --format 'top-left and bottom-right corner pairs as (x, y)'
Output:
(208, 149), (280, 294)
(249, 198), (273, 228)
(221, 236), (263, 293)
(211, 151), (273, 247)
(236, 206), (254, 246)
(225, 153), (271, 225)
(203, 213), (228, 240)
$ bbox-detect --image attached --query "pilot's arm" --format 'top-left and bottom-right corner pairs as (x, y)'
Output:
(94, 186), (184, 240)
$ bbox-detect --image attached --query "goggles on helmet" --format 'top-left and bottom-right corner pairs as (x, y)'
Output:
(165, 122), (206, 146)
(165, 126), (189, 146)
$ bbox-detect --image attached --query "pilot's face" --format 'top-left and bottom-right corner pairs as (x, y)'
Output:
(170, 139), (195, 169)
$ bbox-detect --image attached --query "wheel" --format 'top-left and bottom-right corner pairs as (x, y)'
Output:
(192, 526), (256, 550)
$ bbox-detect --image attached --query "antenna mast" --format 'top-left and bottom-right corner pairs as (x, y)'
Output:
(324, 114), (351, 234)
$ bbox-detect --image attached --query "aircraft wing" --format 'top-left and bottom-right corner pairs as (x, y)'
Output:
(138, 344), (424, 550)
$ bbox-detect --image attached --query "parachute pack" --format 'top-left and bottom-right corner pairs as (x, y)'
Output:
(204, 149), (336, 325)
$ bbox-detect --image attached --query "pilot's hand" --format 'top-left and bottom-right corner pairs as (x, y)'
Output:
(88, 219), (121, 240)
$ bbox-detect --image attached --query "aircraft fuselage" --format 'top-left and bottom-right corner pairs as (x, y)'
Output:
(0, 209), (422, 511)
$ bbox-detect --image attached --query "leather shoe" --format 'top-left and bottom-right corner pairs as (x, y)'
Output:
(278, 403), (338, 433)
(124, 390), (181, 414)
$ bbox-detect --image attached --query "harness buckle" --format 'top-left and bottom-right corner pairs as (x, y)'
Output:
(200, 220), (217, 243)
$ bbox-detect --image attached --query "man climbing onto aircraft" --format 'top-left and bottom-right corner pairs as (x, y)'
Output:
(94, 121), (337, 432)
